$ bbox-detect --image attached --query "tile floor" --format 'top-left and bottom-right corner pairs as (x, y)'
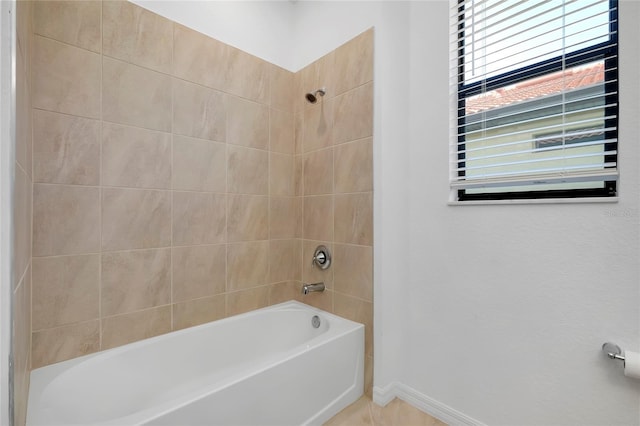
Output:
(324, 396), (448, 426)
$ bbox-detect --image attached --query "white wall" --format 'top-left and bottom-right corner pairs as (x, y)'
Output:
(403, 1), (640, 424)
(130, 0), (296, 70)
(291, 1), (385, 70)
(131, 0), (391, 72)
(126, 1), (640, 424)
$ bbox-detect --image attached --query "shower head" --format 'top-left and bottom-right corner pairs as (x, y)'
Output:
(305, 88), (326, 104)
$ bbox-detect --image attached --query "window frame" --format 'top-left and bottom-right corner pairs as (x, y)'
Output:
(455, 0), (619, 202)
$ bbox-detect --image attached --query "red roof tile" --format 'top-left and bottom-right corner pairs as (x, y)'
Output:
(466, 63), (605, 114)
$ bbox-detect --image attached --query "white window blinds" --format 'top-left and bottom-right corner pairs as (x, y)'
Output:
(450, 0), (618, 201)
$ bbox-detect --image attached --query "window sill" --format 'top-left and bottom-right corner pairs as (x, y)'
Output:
(448, 197), (619, 206)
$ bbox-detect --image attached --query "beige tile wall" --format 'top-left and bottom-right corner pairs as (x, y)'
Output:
(30, 0), (298, 369)
(13, 1), (33, 425)
(296, 29), (375, 396)
(29, 1), (374, 401)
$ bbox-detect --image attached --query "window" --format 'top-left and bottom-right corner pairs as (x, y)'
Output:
(451, 0), (618, 201)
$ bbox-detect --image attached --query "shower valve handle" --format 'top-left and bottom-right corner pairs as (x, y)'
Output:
(311, 245), (331, 270)
(313, 251), (326, 265)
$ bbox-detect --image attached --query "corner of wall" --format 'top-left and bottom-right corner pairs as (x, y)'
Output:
(0, 1), (17, 422)
(11, 0), (34, 424)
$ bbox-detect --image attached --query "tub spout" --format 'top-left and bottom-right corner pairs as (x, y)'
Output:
(302, 282), (325, 295)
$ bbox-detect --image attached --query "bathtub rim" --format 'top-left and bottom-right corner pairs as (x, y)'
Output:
(27, 300), (365, 426)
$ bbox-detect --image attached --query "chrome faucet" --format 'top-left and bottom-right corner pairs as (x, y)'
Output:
(302, 282), (325, 295)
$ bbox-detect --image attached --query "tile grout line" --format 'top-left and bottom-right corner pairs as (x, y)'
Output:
(224, 84), (229, 318)
(331, 125), (336, 314)
(28, 2), (34, 373)
(299, 107), (305, 298)
(267, 77), (272, 305)
(98, 0), (104, 351)
(32, 31), (281, 108)
(169, 23), (175, 331)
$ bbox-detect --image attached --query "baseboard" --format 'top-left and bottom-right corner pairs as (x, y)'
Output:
(372, 381), (397, 406)
(373, 381), (486, 426)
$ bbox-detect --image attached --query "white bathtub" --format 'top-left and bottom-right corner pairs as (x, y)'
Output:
(27, 301), (364, 425)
